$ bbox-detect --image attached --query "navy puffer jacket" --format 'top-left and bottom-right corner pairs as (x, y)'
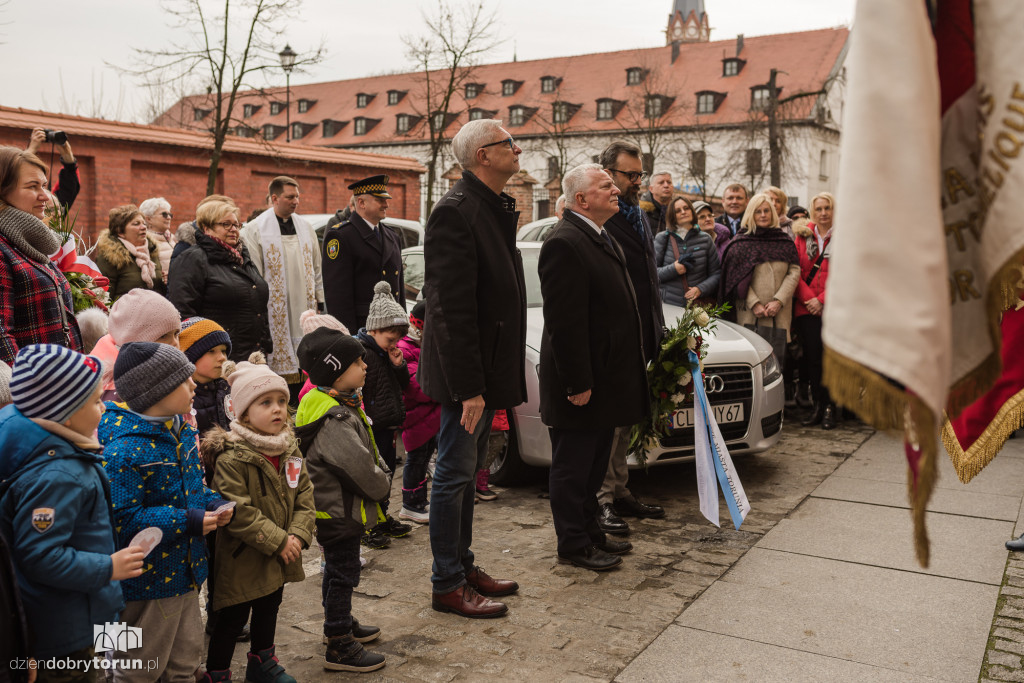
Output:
(653, 227), (721, 306)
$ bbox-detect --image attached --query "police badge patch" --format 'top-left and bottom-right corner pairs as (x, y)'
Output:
(327, 238), (340, 260)
(31, 508), (55, 533)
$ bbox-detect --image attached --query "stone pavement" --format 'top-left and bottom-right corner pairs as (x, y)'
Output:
(214, 420), (874, 680)
(620, 432), (1024, 683)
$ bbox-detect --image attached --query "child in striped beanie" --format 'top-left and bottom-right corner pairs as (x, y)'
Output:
(180, 317), (234, 439)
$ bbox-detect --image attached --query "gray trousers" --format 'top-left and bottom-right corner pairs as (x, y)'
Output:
(111, 590), (203, 683)
(597, 425), (632, 505)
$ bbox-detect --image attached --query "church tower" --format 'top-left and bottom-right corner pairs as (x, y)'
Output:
(666, 0), (710, 44)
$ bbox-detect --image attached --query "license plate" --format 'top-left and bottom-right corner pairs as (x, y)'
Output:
(671, 402), (745, 429)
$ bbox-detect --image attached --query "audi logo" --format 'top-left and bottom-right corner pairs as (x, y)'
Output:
(705, 375), (726, 393)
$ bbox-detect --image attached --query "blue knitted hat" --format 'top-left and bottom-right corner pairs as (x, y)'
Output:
(10, 344), (104, 422)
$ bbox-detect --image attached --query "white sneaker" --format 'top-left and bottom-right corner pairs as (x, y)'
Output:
(399, 506), (429, 524)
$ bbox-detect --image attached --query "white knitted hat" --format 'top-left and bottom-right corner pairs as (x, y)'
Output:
(223, 352), (290, 419)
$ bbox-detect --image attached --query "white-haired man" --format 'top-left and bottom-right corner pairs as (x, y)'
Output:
(538, 164), (647, 571)
(419, 119), (525, 618)
(555, 193), (566, 219)
(639, 170), (674, 234)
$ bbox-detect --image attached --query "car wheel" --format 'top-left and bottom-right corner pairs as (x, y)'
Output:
(488, 411), (535, 486)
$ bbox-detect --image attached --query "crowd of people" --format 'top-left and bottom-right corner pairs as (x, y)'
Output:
(0, 116), (835, 680)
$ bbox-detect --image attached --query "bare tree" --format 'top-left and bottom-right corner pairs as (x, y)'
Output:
(118, 0), (324, 194)
(615, 58), (681, 174)
(675, 105), (744, 202)
(528, 74), (590, 188)
(402, 1), (502, 214)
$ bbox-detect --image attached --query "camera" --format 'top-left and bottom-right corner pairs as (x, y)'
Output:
(43, 129), (68, 146)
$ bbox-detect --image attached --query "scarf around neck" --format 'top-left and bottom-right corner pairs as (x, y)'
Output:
(719, 227), (800, 301)
(118, 237), (156, 287)
(0, 207), (59, 263)
(209, 234), (244, 264)
(230, 419), (294, 457)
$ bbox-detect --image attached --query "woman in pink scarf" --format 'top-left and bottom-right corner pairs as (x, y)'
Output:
(94, 204), (165, 300)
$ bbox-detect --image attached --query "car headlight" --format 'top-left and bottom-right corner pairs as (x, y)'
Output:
(760, 353), (782, 386)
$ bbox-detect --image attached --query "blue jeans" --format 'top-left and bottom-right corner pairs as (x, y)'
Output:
(428, 403), (495, 593)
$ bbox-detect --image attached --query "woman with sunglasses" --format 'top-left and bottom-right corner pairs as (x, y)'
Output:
(167, 198), (271, 362)
(140, 197), (176, 280)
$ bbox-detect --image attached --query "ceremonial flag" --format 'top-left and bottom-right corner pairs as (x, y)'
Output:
(824, 0), (1024, 566)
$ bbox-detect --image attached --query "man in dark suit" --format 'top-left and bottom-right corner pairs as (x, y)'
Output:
(419, 119), (526, 618)
(716, 183), (750, 237)
(596, 141), (667, 535)
(322, 175), (405, 331)
(539, 163), (648, 571)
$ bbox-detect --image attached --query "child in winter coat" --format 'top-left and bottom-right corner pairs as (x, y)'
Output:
(180, 317), (233, 438)
(99, 342), (234, 683)
(296, 309), (349, 403)
(396, 300), (439, 524)
(295, 327), (390, 673)
(356, 281), (411, 546)
(90, 289), (182, 401)
(201, 353), (316, 683)
(476, 410), (508, 502)
(0, 345), (144, 679)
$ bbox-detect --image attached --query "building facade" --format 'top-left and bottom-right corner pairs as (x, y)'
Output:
(159, 6), (848, 221)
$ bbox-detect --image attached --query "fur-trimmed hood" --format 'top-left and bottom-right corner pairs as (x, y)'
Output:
(95, 231), (159, 269)
(176, 222), (198, 246)
(792, 218), (813, 238)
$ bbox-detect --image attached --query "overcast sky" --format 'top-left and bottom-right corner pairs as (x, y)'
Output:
(2, 0), (855, 123)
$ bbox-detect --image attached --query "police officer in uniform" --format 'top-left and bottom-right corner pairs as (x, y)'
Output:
(322, 175), (406, 331)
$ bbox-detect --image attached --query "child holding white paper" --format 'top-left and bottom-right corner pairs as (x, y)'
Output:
(200, 352), (316, 683)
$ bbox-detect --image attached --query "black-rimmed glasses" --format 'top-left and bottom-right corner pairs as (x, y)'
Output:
(607, 168), (648, 183)
(480, 137), (516, 152)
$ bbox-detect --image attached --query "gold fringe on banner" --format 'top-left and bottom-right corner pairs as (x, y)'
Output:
(823, 347), (938, 567)
(942, 387), (1024, 484)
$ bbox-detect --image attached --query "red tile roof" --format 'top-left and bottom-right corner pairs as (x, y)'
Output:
(159, 27), (848, 149)
(0, 106), (424, 171)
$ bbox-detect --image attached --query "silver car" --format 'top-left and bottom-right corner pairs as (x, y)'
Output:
(400, 242), (785, 484)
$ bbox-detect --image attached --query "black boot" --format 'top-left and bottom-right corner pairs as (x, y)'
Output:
(801, 402), (824, 427)
(822, 403), (838, 430)
(796, 382), (814, 408)
(324, 634), (386, 672)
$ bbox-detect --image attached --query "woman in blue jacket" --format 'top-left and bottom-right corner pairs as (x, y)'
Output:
(653, 197), (721, 307)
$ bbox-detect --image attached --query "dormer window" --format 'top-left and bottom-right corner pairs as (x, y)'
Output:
(540, 76), (560, 94)
(751, 85), (772, 111)
(597, 100), (613, 121)
(262, 123), (284, 139)
(193, 108), (211, 121)
(464, 83), (483, 99)
(509, 106), (526, 126)
(322, 119), (347, 137)
(502, 79), (522, 96)
(235, 125), (256, 138)
(468, 107), (497, 122)
(626, 67), (647, 85)
(396, 114), (412, 133)
(291, 122), (317, 139)
(297, 98), (316, 113)
(432, 111), (446, 130)
(645, 95), (674, 119)
(387, 90), (406, 105)
(723, 58), (746, 77)
(356, 93), (375, 108)
(697, 90), (726, 114)
(270, 101), (285, 115)
(242, 104), (261, 118)
(552, 102), (570, 124)
(354, 117), (367, 135)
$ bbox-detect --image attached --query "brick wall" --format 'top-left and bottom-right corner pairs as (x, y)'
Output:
(0, 127), (422, 242)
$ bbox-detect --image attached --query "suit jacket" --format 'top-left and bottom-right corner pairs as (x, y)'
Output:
(418, 171), (527, 409)
(603, 204), (666, 362)
(538, 211), (647, 430)
(322, 210), (405, 332)
(716, 213), (744, 237)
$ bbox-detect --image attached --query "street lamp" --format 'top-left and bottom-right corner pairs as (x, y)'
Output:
(278, 44), (297, 142)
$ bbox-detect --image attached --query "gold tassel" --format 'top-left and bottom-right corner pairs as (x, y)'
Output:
(942, 387), (1024, 484)
(823, 347), (938, 567)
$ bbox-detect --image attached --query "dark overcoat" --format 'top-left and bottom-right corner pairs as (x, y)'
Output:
(604, 205), (666, 363)
(418, 170), (527, 409)
(538, 211), (648, 431)
(322, 210), (405, 332)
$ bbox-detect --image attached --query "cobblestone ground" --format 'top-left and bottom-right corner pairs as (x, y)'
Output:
(982, 554), (1024, 682)
(214, 419), (874, 681)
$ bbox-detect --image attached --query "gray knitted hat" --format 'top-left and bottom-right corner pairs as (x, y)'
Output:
(114, 342), (196, 413)
(364, 281), (409, 331)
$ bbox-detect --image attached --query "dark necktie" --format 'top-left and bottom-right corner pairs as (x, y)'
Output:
(601, 230), (614, 250)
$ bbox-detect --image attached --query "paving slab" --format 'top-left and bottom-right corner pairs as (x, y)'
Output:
(617, 625), (937, 683)
(757, 496), (1011, 583)
(676, 548), (996, 681)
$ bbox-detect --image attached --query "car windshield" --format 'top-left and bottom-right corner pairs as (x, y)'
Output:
(520, 248), (543, 307)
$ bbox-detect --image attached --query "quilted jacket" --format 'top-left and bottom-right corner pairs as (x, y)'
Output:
(98, 403), (225, 602)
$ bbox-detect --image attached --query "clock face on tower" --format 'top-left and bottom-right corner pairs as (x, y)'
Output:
(673, 25), (684, 40)
(686, 24), (698, 37)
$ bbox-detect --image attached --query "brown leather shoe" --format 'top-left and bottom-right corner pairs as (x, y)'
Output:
(465, 567), (519, 597)
(431, 585), (508, 618)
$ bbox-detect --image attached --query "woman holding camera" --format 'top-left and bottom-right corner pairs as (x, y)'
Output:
(0, 146), (82, 364)
(95, 204), (166, 300)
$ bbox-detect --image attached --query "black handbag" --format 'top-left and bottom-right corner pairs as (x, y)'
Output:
(745, 318), (788, 369)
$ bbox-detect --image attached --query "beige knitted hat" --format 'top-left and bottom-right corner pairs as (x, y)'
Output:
(364, 281), (408, 331)
(223, 352), (290, 419)
(299, 309), (349, 336)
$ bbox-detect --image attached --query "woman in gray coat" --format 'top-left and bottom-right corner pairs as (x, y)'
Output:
(653, 197), (721, 306)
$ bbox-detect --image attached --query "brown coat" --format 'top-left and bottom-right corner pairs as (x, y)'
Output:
(734, 261), (801, 340)
(94, 233), (165, 300)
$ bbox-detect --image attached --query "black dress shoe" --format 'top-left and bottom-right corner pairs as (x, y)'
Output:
(598, 503), (630, 534)
(1006, 535), (1024, 551)
(596, 538), (633, 555)
(796, 382), (814, 408)
(821, 403), (837, 430)
(801, 403), (824, 427)
(613, 495), (666, 519)
(557, 544), (622, 571)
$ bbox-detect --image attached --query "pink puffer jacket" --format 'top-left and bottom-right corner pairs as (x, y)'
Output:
(397, 336), (440, 451)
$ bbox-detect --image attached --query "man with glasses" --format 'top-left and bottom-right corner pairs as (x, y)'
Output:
(419, 119), (526, 618)
(596, 140), (667, 537)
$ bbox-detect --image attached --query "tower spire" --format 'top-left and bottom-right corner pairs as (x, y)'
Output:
(666, 0), (710, 44)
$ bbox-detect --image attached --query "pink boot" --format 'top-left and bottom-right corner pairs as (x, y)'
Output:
(475, 469), (498, 501)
